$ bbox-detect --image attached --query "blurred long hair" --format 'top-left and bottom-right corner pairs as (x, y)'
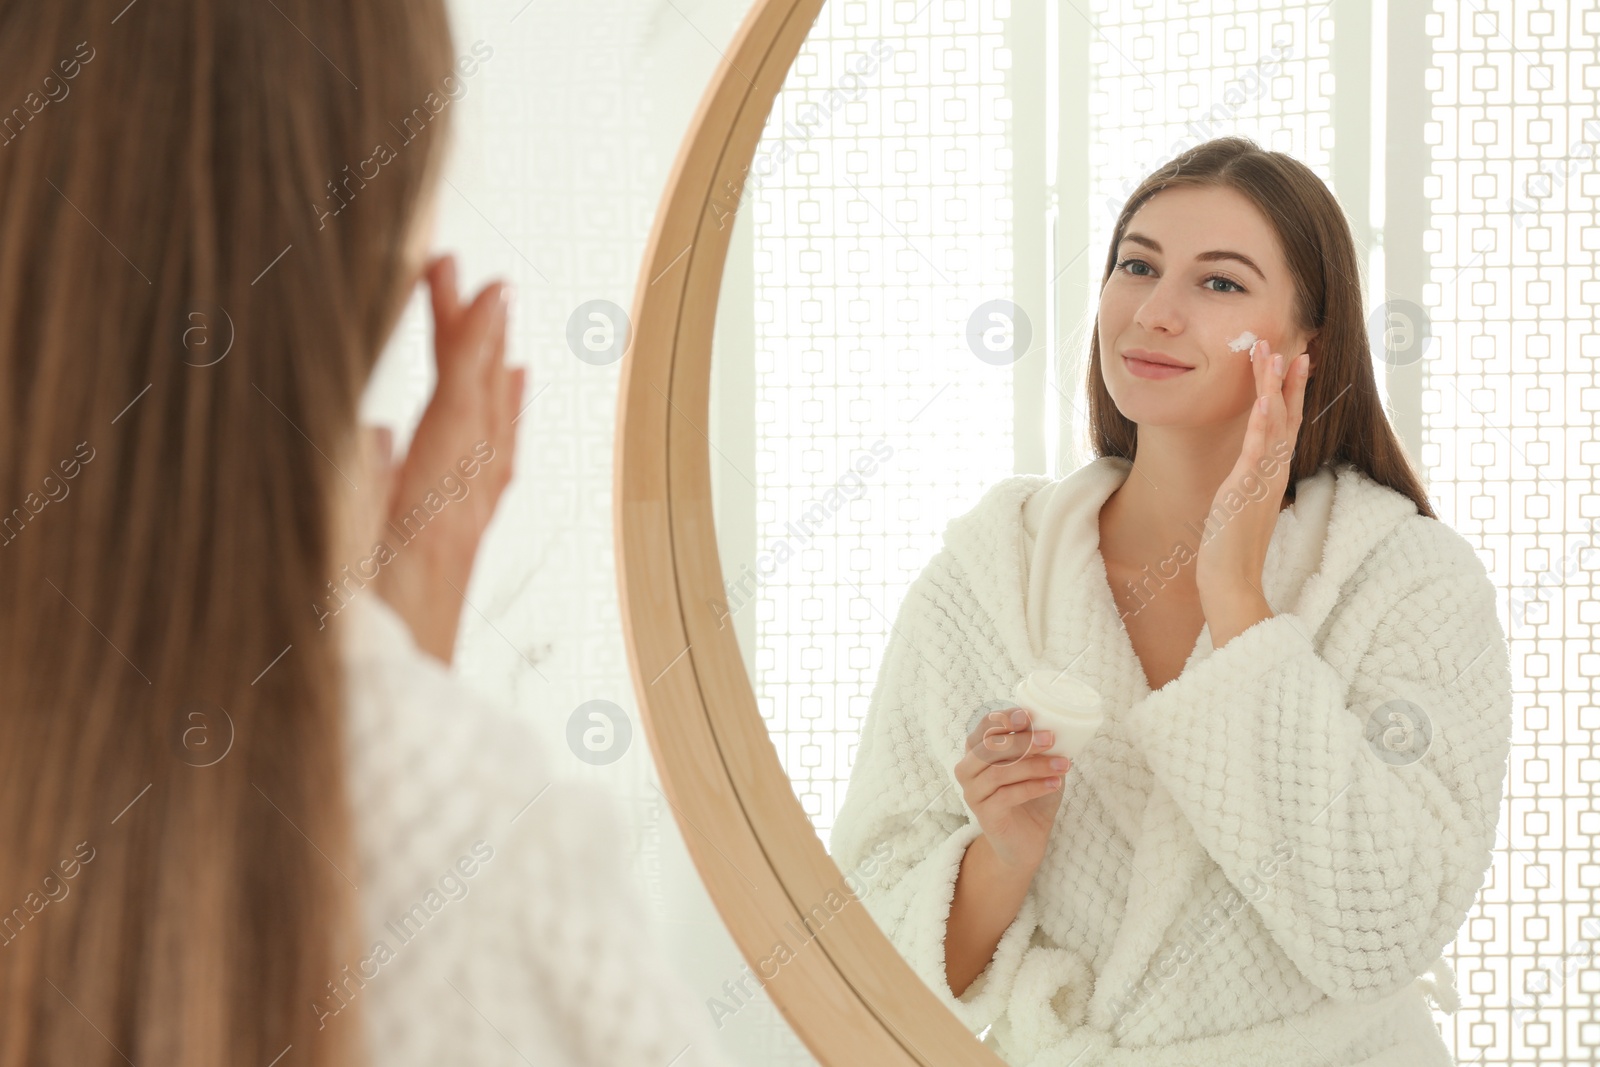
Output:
(0, 0), (455, 1062)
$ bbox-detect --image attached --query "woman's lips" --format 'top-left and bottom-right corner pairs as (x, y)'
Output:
(1122, 354), (1192, 379)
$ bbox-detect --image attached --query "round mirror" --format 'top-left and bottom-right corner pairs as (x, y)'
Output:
(618, 1), (1464, 1065)
(616, 0), (1008, 1060)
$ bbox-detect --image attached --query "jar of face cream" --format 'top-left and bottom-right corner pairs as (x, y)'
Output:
(1011, 670), (1105, 761)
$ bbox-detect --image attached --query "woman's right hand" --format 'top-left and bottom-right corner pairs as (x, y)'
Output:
(955, 708), (1071, 873)
(369, 254), (524, 665)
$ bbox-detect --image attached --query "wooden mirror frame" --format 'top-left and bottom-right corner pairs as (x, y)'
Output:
(613, 1), (1005, 1064)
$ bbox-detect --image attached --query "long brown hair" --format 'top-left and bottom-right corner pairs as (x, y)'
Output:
(0, 1), (454, 1062)
(1085, 135), (1435, 519)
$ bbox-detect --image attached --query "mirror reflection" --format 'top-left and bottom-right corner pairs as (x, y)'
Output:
(706, 3), (1556, 1064)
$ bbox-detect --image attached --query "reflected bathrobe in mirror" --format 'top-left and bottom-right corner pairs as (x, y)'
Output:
(828, 455), (1512, 1067)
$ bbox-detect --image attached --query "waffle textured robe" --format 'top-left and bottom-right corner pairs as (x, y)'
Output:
(828, 455), (1513, 1067)
(336, 593), (736, 1067)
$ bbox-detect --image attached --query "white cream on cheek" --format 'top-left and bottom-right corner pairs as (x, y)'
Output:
(1227, 329), (1258, 353)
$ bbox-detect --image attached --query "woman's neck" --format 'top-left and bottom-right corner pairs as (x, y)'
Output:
(1101, 453), (1294, 568)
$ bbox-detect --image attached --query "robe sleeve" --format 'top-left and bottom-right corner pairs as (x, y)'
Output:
(829, 549), (1050, 1035)
(1123, 529), (1513, 1003)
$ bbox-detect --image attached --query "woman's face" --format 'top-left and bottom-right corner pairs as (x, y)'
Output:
(1097, 184), (1316, 431)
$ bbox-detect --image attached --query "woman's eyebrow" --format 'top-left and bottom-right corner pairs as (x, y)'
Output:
(1119, 232), (1267, 282)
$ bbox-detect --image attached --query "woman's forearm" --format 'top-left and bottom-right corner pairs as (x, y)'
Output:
(945, 833), (1037, 997)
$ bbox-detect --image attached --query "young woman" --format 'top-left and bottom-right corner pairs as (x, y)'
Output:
(830, 137), (1512, 1066)
(0, 3), (732, 1065)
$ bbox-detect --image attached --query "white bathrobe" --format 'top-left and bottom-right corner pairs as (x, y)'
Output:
(829, 455), (1512, 1067)
(337, 593), (737, 1067)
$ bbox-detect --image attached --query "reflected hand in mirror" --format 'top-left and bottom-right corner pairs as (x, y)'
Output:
(946, 709), (1069, 998)
(957, 708), (1068, 874)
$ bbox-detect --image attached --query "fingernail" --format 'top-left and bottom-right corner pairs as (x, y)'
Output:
(499, 284), (514, 311)
(1272, 353), (1283, 375)
(1036, 731), (1054, 747)
(1009, 709), (1028, 726)
(1049, 758), (1068, 771)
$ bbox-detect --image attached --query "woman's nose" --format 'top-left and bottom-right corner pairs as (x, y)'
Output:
(1134, 286), (1183, 334)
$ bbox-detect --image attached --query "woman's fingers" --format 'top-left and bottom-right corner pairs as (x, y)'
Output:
(459, 283), (506, 360)
(987, 774), (1064, 808)
(425, 256), (507, 396)
(435, 282), (507, 406)
(426, 255), (460, 338)
(1289, 352), (1310, 428)
(959, 713), (1061, 809)
(967, 753), (1070, 807)
(1252, 338), (1307, 417)
(484, 285), (511, 381)
(964, 708), (1033, 747)
(964, 709), (1050, 766)
(1251, 338), (1276, 412)
(395, 273), (509, 519)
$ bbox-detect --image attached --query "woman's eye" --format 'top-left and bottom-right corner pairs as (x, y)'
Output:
(1116, 257), (1244, 294)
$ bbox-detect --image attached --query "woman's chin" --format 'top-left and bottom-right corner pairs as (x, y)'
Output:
(1116, 397), (1246, 434)
(1111, 390), (1196, 421)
